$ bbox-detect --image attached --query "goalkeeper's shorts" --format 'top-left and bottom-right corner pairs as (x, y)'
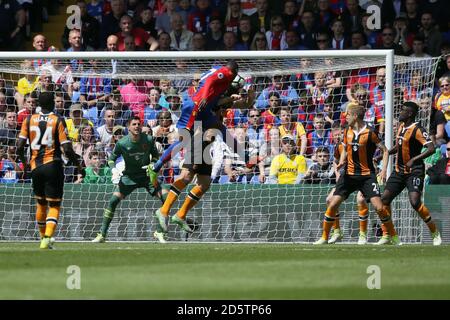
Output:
(116, 176), (161, 198)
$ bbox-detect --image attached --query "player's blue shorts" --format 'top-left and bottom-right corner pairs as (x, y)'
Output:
(176, 97), (219, 131)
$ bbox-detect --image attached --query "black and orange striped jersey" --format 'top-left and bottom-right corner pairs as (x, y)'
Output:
(343, 125), (381, 176)
(19, 113), (70, 170)
(395, 122), (432, 174)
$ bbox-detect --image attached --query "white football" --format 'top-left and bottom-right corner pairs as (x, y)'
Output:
(231, 75), (245, 89)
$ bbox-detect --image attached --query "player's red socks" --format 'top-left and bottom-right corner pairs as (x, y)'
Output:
(161, 179), (187, 216)
(416, 204), (437, 233)
(36, 202), (48, 238)
(358, 202), (369, 233)
(177, 186), (205, 220)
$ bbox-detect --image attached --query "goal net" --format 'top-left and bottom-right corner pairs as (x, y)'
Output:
(0, 51), (441, 243)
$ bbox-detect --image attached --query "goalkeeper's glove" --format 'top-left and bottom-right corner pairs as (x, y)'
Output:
(145, 163), (158, 186)
(111, 167), (122, 185)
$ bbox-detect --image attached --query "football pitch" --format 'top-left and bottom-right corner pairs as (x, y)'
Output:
(1, 242), (449, 300)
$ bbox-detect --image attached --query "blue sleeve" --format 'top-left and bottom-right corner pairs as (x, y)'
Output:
(287, 86), (299, 104)
(256, 89), (269, 110)
(103, 78), (112, 95)
(80, 77), (88, 95)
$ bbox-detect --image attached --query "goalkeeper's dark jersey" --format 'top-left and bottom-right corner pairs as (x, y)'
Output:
(109, 133), (159, 181)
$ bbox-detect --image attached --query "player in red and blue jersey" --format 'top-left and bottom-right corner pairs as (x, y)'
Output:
(152, 60), (239, 173)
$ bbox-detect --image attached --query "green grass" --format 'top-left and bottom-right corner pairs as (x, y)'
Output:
(1, 242), (449, 299)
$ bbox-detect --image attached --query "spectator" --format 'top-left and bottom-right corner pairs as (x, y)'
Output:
(250, 31), (269, 50)
(169, 12), (193, 51)
(0, 145), (24, 183)
(177, 0), (194, 24)
(116, 14), (158, 51)
(278, 106), (307, 156)
(15, 60), (39, 109)
(31, 34), (50, 69)
(434, 76), (450, 138)
(265, 15), (287, 50)
(144, 87), (167, 128)
(190, 32), (206, 50)
(17, 92), (37, 129)
(134, 7), (158, 39)
(223, 126), (252, 183)
(330, 18), (349, 50)
(284, 30), (307, 50)
(157, 32), (174, 51)
(220, 31), (239, 50)
(104, 125), (125, 158)
(369, 67), (387, 115)
(79, 59), (112, 126)
(165, 88), (182, 121)
(99, 90), (131, 127)
(349, 30), (369, 50)
(0, 0), (26, 51)
(261, 91), (281, 131)
(417, 12), (442, 57)
(0, 108), (17, 146)
(405, 0), (421, 34)
(96, 107), (116, 145)
(62, 1), (100, 50)
(256, 75), (299, 110)
(302, 146), (335, 184)
(306, 114), (330, 156)
(152, 110), (177, 150)
(259, 127), (280, 178)
(73, 123), (97, 168)
(100, 0), (126, 48)
(315, 31), (331, 50)
(316, 0), (336, 29)
(54, 91), (70, 118)
(282, 0), (301, 31)
(296, 10), (318, 49)
(66, 29), (92, 72)
(119, 79), (151, 118)
(427, 141), (450, 184)
(393, 16), (414, 55)
(65, 103), (95, 141)
(87, 0), (104, 23)
(341, 0), (363, 32)
(83, 151), (112, 184)
(187, 0), (217, 34)
(267, 134), (307, 184)
(250, 0), (271, 33)
(224, 0), (243, 33)
(156, 0), (179, 34)
(205, 15), (223, 50)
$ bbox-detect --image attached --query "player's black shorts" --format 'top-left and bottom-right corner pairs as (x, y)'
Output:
(31, 161), (64, 200)
(182, 136), (213, 176)
(333, 174), (380, 201)
(384, 171), (425, 199)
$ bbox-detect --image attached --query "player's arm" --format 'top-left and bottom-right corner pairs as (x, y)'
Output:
(388, 142), (398, 155)
(376, 141), (389, 183)
(16, 137), (28, 167)
(336, 147), (347, 170)
(406, 129), (434, 169)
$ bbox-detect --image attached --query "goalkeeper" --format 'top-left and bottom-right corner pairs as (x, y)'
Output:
(92, 116), (168, 243)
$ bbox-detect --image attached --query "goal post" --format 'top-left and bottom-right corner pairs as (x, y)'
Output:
(0, 50), (441, 243)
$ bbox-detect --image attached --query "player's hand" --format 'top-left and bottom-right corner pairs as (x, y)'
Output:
(405, 159), (414, 169)
(145, 164), (158, 185)
(379, 169), (387, 183)
(111, 167), (123, 184)
(336, 161), (346, 170)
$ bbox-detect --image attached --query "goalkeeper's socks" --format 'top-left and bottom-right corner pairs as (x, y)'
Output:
(36, 202), (48, 238)
(101, 209), (114, 237)
(358, 203), (369, 233)
(161, 179), (187, 216)
(44, 206), (60, 238)
(153, 140), (183, 172)
(416, 204), (437, 233)
(177, 186), (205, 219)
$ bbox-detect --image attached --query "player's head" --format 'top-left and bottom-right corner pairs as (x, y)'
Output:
(38, 91), (55, 113)
(399, 101), (419, 122)
(226, 60), (239, 77)
(127, 116), (142, 135)
(346, 103), (365, 126)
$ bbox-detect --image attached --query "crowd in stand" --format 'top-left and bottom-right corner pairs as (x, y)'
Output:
(1, 0), (450, 185)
